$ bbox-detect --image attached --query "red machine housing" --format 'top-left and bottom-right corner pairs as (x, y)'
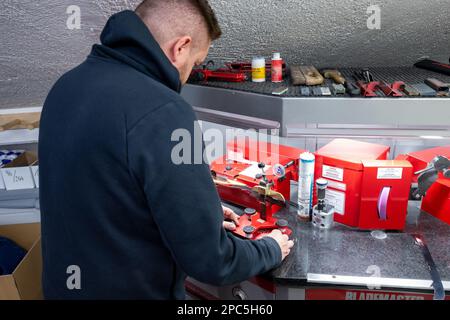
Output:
(211, 139), (304, 214)
(396, 145), (450, 183)
(358, 160), (413, 230)
(211, 139), (304, 239)
(396, 145), (450, 225)
(421, 178), (450, 225)
(314, 139), (409, 229)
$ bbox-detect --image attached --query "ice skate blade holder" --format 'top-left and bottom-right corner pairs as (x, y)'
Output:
(233, 208), (292, 240)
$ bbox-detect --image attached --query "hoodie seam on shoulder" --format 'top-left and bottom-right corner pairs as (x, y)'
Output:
(126, 101), (176, 136)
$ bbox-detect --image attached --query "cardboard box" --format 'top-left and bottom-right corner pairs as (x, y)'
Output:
(0, 223), (42, 300)
(314, 139), (390, 228)
(0, 152), (38, 191)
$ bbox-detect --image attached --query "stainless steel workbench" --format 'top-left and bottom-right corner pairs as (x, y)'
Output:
(182, 84), (450, 138)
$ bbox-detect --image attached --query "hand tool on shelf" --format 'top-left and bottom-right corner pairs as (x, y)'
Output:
(272, 87), (289, 96)
(189, 60), (248, 82)
(353, 69), (382, 97)
(424, 78), (449, 96)
(312, 86), (332, 96)
(378, 81), (403, 97)
(331, 83), (346, 95)
(344, 81), (362, 96)
(322, 69), (346, 85)
(323, 68), (362, 96)
(414, 58), (450, 76)
(411, 83), (437, 97)
(392, 81), (420, 97)
(290, 65), (325, 86)
(300, 87), (311, 96)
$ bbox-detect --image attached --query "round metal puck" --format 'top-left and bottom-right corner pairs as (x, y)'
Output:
(244, 208), (257, 216)
(255, 173), (263, 180)
(276, 219), (289, 228)
(243, 226), (256, 234)
(371, 230), (387, 240)
(225, 166), (233, 171)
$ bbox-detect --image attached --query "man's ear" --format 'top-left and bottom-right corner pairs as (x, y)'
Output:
(169, 36), (193, 65)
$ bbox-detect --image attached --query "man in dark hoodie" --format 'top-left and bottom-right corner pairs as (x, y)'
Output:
(39, 0), (293, 300)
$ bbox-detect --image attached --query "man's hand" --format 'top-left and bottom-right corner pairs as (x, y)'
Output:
(263, 230), (294, 261)
(222, 205), (240, 231)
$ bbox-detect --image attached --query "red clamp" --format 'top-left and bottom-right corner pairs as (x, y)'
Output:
(379, 81), (403, 97)
(357, 81), (381, 97)
(190, 68), (248, 82)
(190, 61), (248, 82)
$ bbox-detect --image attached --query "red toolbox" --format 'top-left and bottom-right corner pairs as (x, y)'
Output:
(359, 160), (413, 230)
(314, 139), (390, 227)
(421, 178), (450, 225)
(314, 139), (416, 229)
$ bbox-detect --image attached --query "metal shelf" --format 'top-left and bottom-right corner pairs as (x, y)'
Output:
(0, 208), (40, 225)
(182, 85), (450, 137)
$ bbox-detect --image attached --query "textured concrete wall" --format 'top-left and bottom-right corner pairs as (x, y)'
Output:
(0, 0), (449, 109)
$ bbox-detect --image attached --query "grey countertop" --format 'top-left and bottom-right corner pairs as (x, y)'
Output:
(270, 202), (450, 291)
(228, 201), (450, 292)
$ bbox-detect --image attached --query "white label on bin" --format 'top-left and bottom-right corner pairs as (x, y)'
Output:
(322, 165), (344, 182)
(325, 189), (346, 215)
(327, 180), (347, 191)
(0, 167), (35, 191)
(31, 166), (39, 188)
(377, 168), (403, 180)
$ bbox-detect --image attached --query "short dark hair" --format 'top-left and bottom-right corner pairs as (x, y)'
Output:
(136, 0), (222, 41)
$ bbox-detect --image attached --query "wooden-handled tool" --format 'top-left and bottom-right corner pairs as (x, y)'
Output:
(322, 69), (346, 85)
(290, 66), (325, 86)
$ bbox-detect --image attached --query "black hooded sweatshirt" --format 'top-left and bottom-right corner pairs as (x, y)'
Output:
(39, 10), (281, 300)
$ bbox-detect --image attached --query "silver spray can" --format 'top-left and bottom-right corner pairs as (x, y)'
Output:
(298, 152), (315, 220)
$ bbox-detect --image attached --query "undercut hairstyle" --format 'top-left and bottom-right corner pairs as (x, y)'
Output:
(135, 0), (222, 45)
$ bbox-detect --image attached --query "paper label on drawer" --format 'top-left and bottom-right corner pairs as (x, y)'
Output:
(0, 167), (35, 191)
(325, 189), (345, 215)
(377, 168), (403, 180)
(327, 180), (347, 191)
(322, 165), (344, 182)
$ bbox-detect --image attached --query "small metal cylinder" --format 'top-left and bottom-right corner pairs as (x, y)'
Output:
(244, 208), (257, 222)
(243, 226), (256, 239)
